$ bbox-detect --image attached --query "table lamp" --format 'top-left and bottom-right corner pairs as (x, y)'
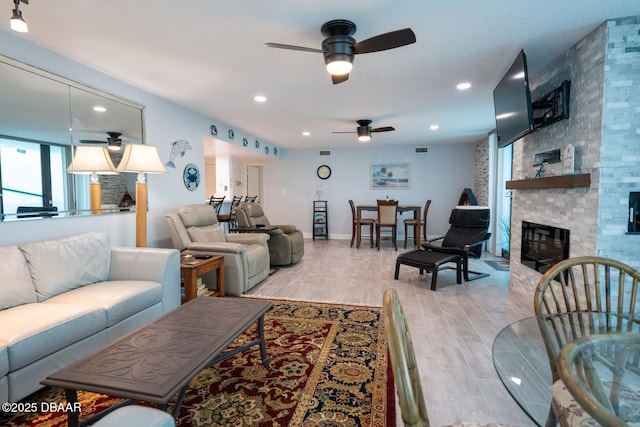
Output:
(67, 146), (117, 214)
(116, 144), (167, 247)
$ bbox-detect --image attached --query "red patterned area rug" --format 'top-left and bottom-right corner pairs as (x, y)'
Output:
(1, 299), (395, 426)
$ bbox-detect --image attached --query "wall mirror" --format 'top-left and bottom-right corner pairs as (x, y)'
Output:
(0, 55), (144, 220)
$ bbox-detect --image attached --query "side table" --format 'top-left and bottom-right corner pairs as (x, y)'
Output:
(180, 252), (225, 302)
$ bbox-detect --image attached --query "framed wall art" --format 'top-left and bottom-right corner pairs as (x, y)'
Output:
(370, 162), (410, 189)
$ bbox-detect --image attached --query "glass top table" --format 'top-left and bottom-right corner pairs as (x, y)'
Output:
(492, 312), (640, 426)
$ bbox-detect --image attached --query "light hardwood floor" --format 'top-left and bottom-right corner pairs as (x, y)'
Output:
(246, 238), (538, 426)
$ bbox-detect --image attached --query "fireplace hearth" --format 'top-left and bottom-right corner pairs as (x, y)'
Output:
(521, 221), (570, 275)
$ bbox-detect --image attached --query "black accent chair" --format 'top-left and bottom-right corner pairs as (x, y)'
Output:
(422, 206), (491, 282)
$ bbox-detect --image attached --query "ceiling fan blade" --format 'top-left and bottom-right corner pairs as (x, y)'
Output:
(332, 73), (349, 85)
(79, 140), (106, 144)
(264, 42), (323, 53)
(353, 28), (416, 54)
(371, 126), (395, 133)
(331, 131), (356, 134)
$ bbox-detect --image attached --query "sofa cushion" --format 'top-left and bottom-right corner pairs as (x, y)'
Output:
(0, 303), (106, 370)
(45, 280), (162, 327)
(19, 232), (111, 301)
(0, 245), (37, 310)
(0, 342), (8, 376)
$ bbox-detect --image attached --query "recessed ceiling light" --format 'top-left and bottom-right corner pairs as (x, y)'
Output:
(93, 106), (107, 112)
(254, 95), (267, 103)
(302, 131), (311, 136)
(456, 82), (471, 90)
(429, 124), (439, 130)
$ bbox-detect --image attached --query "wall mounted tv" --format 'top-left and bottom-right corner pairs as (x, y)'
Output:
(493, 50), (571, 149)
(493, 50), (533, 148)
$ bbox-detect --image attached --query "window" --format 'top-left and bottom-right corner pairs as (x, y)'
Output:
(0, 137), (72, 219)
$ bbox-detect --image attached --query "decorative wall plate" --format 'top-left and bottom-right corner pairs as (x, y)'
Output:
(210, 124), (218, 136)
(255, 140), (260, 149)
(274, 147), (278, 155)
(183, 163), (200, 191)
(228, 129), (235, 140)
(242, 137), (249, 147)
(264, 146), (269, 154)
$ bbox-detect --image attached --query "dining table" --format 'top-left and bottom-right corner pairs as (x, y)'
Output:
(492, 312), (640, 426)
(356, 203), (422, 246)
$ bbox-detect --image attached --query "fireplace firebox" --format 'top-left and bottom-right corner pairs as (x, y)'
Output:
(521, 221), (570, 275)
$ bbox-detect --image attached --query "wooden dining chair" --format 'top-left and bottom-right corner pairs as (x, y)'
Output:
(404, 199), (431, 248)
(348, 199), (374, 248)
(376, 199), (398, 251)
(533, 256), (640, 427)
(384, 289), (514, 427)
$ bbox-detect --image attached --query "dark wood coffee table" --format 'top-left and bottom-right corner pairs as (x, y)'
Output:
(42, 297), (273, 427)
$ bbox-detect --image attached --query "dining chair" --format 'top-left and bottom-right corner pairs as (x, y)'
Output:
(208, 196), (225, 217)
(533, 256), (640, 427)
(384, 289), (514, 427)
(376, 199), (398, 251)
(218, 195), (243, 230)
(403, 199), (431, 248)
(556, 332), (640, 427)
(244, 195), (258, 203)
(348, 199), (374, 248)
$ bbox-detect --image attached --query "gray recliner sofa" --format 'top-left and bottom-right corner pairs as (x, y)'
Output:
(166, 204), (271, 296)
(234, 202), (304, 266)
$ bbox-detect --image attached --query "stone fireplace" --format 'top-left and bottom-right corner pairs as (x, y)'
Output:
(505, 17), (640, 295)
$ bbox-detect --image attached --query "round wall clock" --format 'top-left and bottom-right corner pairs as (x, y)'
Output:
(317, 164), (331, 180)
(183, 163), (200, 191)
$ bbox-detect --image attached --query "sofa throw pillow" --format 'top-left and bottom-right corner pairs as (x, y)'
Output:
(0, 245), (38, 310)
(19, 232), (111, 301)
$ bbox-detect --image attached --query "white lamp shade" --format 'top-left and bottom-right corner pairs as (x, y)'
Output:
(67, 146), (117, 174)
(116, 144), (167, 174)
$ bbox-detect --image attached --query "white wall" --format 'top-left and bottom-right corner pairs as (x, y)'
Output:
(261, 144), (477, 239)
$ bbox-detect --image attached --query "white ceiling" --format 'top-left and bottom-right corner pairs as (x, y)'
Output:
(3, 1), (640, 151)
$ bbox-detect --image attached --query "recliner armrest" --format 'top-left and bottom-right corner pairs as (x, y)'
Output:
(273, 224), (297, 234)
(187, 242), (246, 254)
(225, 233), (270, 245)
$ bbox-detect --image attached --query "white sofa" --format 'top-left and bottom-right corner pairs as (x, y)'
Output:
(0, 232), (180, 403)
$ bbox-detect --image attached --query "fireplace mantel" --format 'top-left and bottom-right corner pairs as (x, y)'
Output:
(506, 173), (591, 190)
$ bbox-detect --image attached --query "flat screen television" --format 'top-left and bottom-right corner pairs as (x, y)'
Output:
(493, 50), (534, 148)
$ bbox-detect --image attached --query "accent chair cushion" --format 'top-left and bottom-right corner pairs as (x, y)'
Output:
(18, 232), (111, 302)
(0, 245), (37, 310)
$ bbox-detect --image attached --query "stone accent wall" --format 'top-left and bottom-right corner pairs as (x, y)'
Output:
(597, 17), (640, 262)
(509, 17), (640, 295)
(474, 136), (489, 206)
(510, 22), (604, 294)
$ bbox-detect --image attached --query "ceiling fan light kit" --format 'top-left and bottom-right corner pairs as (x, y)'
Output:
(266, 18), (415, 85)
(10, 0), (28, 33)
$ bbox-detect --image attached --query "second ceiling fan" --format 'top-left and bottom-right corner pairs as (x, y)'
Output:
(332, 119), (395, 142)
(265, 19), (416, 84)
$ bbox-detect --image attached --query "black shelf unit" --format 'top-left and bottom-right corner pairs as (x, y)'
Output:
(313, 200), (328, 240)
